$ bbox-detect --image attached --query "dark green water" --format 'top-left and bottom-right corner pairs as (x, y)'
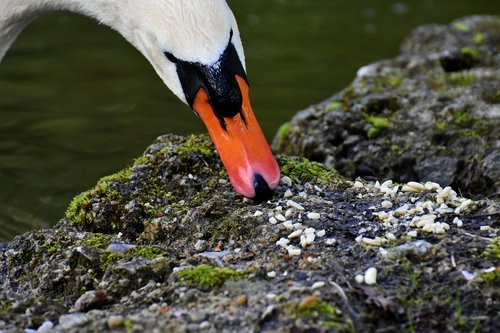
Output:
(0, 1), (498, 240)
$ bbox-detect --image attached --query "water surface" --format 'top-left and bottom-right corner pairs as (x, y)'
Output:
(1, 0), (498, 240)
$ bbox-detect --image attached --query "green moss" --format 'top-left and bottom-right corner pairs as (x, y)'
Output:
(123, 318), (134, 329)
(133, 155), (149, 165)
(449, 72), (476, 86)
(453, 22), (470, 32)
(81, 233), (112, 248)
(0, 300), (12, 317)
(280, 157), (339, 184)
(479, 269), (500, 285)
(386, 73), (403, 88)
(98, 245), (163, 271)
(483, 237), (500, 260)
(294, 299), (350, 330)
(436, 119), (448, 131)
(65, 191), (93, 225)
(473, 32), (485, 45)
(177, 134), (215, 157)
(99, 251), (122, 271)
(43, 242), (61, 255)
(452, 108), (475, 125)
(460, 46), (481, 57)
(277, 122), (292, 140)
(366, 115), (390, 139)
(177, 265), (247, 289)
(326, 101), (342, 112)
(390, 144), (404, 156)
(295, 300), (337, 319)
(133, 246), (163, 260)
(66, 168), (132, 225)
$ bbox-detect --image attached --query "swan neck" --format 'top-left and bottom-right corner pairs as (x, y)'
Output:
(0, 0), (124, 62)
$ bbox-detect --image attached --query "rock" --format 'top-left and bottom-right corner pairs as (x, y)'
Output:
(273, 15), (500, 199)
(0, 18), (499, 333)
(106, 243), (136, 254)
(71, 290), (106, 312)
(57, 313), (90, 330)
(36, 321), (53, 333)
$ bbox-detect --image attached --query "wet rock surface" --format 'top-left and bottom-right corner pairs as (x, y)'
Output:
(273, 16), (500, 199)
(1, 134), (499, 333)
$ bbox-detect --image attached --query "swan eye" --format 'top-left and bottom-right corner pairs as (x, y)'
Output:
(165, 51), (178, 64)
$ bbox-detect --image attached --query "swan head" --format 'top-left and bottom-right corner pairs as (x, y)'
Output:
(119, 0), (280, 200)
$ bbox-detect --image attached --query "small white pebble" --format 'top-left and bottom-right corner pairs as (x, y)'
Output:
(275, 213), (286, 222)
(437, 186), (452, 199)
(422, 223), (434, 233)
(281, 176), (292, 186)
(276, 238), (290, 248)
(300, 233), (316, 247)
(293, 223), (304, 230)
(480, 226), (491, 232)
(362, 237), (384, 246)
(353, 180), (364, 188)
(316, 230), (326, 237)
(355, 274), (364, 284)
(299, 191), (307, 199)
(325, 238), (337, 245)
(307, 212), (321, 220)
(287, 245), (302, 256)
(284, 189), (293, 198)
(267, 271), (277, 278)
(386, 232), (396, 241)
(381, 180), (393, 187)
(424, 181), (441, 191)
(304, 227), (316, 235)
(311, 281), (325, 289)
(287, 200), (305, 211)
(355, 235), (363, 243)
(218, 178), (228, 184)
(394, 204), (410, 216)
(407, 230), (418, 237)
(364, 267), (377, 285)
(266, 293), (277, 300)
(434, 226), (446, 234)
(288, 230), (303, 239)
(253, 210), (263, 217)
(381, 200), (393, 209)
(282, 220), (294, 230)
(376, 212), (389, 220)
(402, 181), (426, 192)
(268, 217), (278, 225)
(285, 209), (294, 218)
(453, 217), (463, 227)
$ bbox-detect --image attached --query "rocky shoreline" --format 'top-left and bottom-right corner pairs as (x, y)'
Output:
(1, 16), (499, 333)
(273, 15), (500, 199)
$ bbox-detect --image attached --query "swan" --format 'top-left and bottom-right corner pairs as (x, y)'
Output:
(0, 0), (280, 200)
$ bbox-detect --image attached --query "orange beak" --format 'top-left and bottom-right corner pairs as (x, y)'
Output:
(193, 76), (280, 200)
